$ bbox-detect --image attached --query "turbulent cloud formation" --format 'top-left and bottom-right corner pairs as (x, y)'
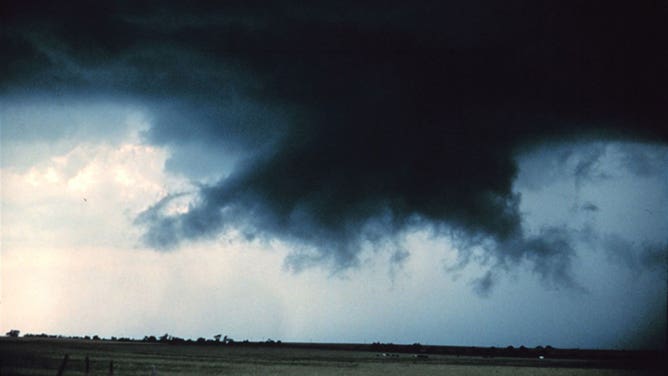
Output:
(3, 1), (667, 284)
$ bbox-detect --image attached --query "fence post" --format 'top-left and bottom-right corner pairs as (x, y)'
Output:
(56, 354), (69, 376)
(109, 360), (114, 375)
(84, 356), (90, 375)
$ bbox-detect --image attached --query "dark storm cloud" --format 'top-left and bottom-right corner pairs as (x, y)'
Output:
(472, 271), (496, 298)
(580, 202), (599, 212)
(3, 1), (667, 282)
(619, 143), (668, 178)
(572, 144), (609, 189)
(595, 233), (668, 275)
(465, 225), (582, 296)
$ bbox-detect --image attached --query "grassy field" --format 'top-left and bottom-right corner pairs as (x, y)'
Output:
(0, 337), (664, 375)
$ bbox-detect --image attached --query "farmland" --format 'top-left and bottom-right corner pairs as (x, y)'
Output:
(0, 337), (664, 375)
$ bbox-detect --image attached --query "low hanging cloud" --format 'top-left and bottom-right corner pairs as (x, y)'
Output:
(4, 1), (668, 288)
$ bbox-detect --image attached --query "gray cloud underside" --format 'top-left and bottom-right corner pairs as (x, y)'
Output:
(4, 1), (667, 288)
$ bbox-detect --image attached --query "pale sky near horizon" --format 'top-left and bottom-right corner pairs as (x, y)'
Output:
(2, 1), (667, 350)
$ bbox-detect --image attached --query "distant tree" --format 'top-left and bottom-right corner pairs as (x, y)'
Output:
(159, 333), (171, 342)
(6, 329), (20, 337)
(214, 334), (222, 342)
(196, 337), (206, 344)
(170, 336), (185, 344)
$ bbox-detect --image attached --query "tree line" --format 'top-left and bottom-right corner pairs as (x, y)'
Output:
(5, 329), (283, 346)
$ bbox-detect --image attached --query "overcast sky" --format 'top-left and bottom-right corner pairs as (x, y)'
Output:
(2, 1), (667, 349)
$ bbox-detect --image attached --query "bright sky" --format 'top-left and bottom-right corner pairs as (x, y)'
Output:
(2, 100), (666, 349)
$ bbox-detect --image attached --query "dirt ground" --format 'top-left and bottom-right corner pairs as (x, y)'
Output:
(0, 338), (663, 375)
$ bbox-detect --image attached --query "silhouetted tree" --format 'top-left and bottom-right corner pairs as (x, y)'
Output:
(169, 336), (185, 344)
(5, 329), (20, 337)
